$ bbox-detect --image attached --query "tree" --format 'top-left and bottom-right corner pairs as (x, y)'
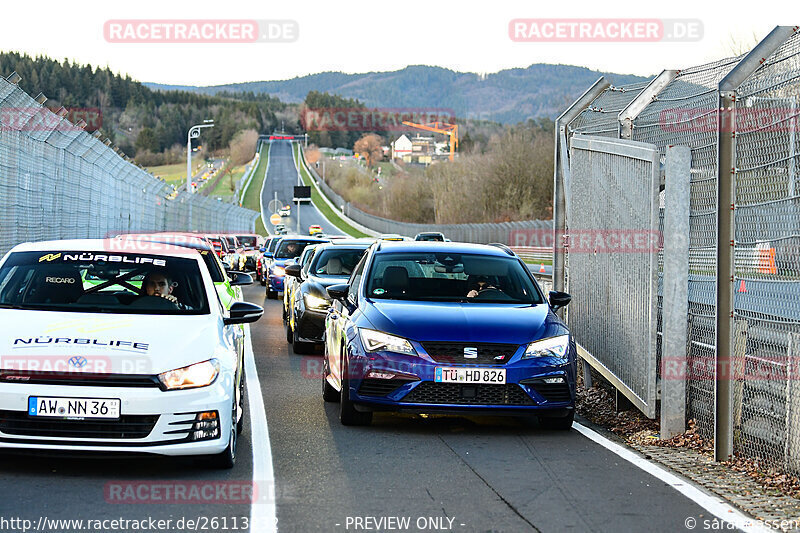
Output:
(229, 129), (259, 166)
(353, 133), (384, 168)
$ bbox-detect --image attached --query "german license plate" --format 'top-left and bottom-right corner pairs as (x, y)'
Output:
(28, 397), (121, 419)
(434, 368), (506, 384)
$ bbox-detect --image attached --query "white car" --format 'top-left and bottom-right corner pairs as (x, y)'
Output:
(278, 205), (291, 217)
(0, 239), (263, 468)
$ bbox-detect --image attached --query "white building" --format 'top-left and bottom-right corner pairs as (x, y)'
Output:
(391, 134), (412, 160)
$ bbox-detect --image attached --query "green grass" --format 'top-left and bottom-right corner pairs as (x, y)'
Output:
(208, 163), (245, 198)
(149, 159), (207, 186)
(294, 144), (370, 238)
(242, 146), (269, 231)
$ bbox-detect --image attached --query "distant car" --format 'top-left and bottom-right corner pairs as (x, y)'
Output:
(257, 236), (282, 285)
(266, 237), (330, 299)
(278, 205), (291, 217)
(323, 241), (575, 428)
(275, 224), (287, 235)
(235, 234), (260, 271)
(379, 234), (408, 241)
(414, 232), (446, 242)
(309, 225), (323, 236)
(282, 244), (320, 324)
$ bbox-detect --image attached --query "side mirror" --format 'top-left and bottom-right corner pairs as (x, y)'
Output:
(326, 284), (349, 301)
(229, 272), (254, 286)
(548, 291), (572, 312)
(259, 247), (266, 252)
(284, 264), (302, 278)
(263, 252), (274, 259)
(224, 301), (264, 325)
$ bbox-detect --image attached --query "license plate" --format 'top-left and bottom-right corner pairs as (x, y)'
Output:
(434, 367), (506, 384)
(28, 397), (121, 419)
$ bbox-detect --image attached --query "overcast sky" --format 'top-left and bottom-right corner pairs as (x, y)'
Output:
(0, 0), (788, 86)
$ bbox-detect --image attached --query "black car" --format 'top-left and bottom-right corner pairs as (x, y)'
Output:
(414, 232), (446, 242)
(285, 240), (372, 354)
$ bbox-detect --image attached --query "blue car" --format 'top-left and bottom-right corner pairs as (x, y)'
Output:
(323, 241), (575, 428)
(266, 237), (329, 299)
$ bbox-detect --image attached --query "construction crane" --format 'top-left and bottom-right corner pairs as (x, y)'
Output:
(401, 121), (458, 162)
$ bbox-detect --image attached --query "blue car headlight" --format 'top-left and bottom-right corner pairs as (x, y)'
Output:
(271, 266), (285, 276)
(522, 335), (570, 360)
(359, 328), (417, 356)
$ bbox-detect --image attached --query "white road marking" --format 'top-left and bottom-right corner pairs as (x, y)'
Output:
(573, 423), (770, 532)
(245, 324), (278, 533)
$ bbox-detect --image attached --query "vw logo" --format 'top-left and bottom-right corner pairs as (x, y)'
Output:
(463, 347), (478, 359)
(68, 356), (88, 369)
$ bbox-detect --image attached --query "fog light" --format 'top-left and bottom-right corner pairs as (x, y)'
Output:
(543, 377), (564, 384)
(366, 371), (396, 379)
(189, 410), (220, 442)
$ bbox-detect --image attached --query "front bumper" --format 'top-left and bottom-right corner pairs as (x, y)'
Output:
(344, 347), (576, 415)
(0, 376), (233, 456)
(268, 274), (284, 292)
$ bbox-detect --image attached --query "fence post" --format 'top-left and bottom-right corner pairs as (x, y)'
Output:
(714, 25), (797, 461)
(618, 70), (678, 139)
(661, 145), (691, 438)
(553, 78), (610, 300)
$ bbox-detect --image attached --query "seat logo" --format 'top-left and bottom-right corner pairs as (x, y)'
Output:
(38, 253), (62, 262)
(464, 347), (478, 359)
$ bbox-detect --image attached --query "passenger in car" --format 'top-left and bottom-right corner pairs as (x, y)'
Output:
(141, 270), (190, 309)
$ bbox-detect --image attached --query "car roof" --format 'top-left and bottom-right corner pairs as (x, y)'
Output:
(374, 241), (515, 257)
(9, 239), (204, 258)
(314, 241), (372, 251)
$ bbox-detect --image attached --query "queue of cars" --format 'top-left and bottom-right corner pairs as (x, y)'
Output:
(0, 228), (576, 467)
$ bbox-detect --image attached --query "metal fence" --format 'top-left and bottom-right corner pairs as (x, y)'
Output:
(556, 26), (800, 470)
(0, 74), (259, 257)
(300, 150), (554, 244)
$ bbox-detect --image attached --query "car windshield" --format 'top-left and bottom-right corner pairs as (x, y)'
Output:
(365, 252), (543, 304)
(311, 248), (368, 277)
(222, 236), (238, 248)
(237, 236), (257, 250)
(267, 238), (281, 253)
(417, 234), (444, 241)
(0, 251), (210, 314)
(275, 240), (320, 259)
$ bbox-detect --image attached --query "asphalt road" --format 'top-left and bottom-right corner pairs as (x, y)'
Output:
(260, 141), (345, 237)
(0, 283), (728, 533)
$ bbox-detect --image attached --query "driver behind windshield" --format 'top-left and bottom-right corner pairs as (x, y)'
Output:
(142, 270), (191, 310)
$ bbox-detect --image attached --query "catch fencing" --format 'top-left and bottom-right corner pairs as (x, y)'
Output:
(0, 74), (259, 257)
(556, 26), (800, 469)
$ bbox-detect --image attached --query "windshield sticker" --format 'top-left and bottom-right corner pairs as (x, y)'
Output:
(61, 253), (166, 266)
(373, 288), (385, 295)
(38, 253), (62, 262)
(13, 337), (149, 352)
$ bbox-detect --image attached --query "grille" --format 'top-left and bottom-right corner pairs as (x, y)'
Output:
(522, 381), (572, 403)
(0, 370), (161, 388)
(0, 410), (158, 439)
(421, 342), (519, 366)
(401, 383), (534, 406)
(298, 318), (324, 340)
(358, 378), (416, 397)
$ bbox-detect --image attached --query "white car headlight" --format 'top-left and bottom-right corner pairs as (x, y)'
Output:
(158, 359), (220, 390)
(359, 328), (416, 356)
(272, 266), (285, 276)
(305, 293), (329, 310)
(522, 335), (570, 360)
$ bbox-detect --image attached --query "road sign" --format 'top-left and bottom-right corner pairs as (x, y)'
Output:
(293, 186), (311, 203)
(268, 199), (281, 214)
(269, 213), (282, 225)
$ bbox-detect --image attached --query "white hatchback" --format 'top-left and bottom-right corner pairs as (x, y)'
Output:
(0, 239), (263, 468)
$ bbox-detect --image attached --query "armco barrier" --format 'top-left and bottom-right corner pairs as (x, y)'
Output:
(0, 74), (259, 256)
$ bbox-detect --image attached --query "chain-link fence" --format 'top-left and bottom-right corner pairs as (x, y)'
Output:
(557, 26), (800, 471)
(0, 75), (259, 257)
